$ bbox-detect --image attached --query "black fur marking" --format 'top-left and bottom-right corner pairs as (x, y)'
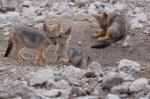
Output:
(4, 38), (13, 57)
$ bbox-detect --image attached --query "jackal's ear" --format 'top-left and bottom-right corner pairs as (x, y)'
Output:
(43, 22), (49, 32)
(103, 12), (108, 19)
(65, 27), (72, 35)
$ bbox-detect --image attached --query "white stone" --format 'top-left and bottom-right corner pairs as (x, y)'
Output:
(75, 96), (98, 99)
(51, 2), (71, 16)
(75, 0), (88, 4)
(104, 6), (114, 13)
(0, 80), (32, 98)
(33, 23), (43, 29)
(113, 2), (126, 11)
(134, 13), (147, 23)
(13, 97), (22, 99)
(134, 7), (143, 13)
(139, 97), (149, 99)
(106, 94), (121, 99)
(54, 79), (70, 89)
(3, 31), (10, 35)
(22, 0), (32, 7)
(33, 89), (70, 99)
(103, 71), (134, 84)
(39, 0), (49, 7)
(118, 59), (141, 74)
(144, 27), (150, 34)
(88, 4), (96, 13)
(130, 19), (143, 29)
(33, 89), (60, 98)
(122, 35), (130, 47)
(33, 15), (46, 23)
(129, 78), (149, 92)
(88, 61), (102, 75)
(22, 6), (38, 17)
(57, 4), (71, 15)
(111, 82), (132, 94)
(0, 13), (7, 23)
(29, 69), (55, 86)
(61, 66), (86, 78)
(6, 12), (21, 22)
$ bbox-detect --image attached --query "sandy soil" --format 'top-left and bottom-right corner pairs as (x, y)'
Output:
(0, 0), (150, 86)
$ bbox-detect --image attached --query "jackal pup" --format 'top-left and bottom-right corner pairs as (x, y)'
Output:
(4, 22), (60, 66)
(55, 26), (92, 68)
(91, 11), (128, 48)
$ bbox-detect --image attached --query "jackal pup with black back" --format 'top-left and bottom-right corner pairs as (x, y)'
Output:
(4, 22), (60, 66)
(91, 11), (128, 49)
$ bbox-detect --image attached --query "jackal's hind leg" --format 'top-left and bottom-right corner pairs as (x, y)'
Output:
(96, 35), (111, 42)
(18, 50), (27, 61)
(14, 43), (22, 60)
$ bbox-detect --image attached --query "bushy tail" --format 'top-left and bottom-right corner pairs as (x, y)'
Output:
(91, 41), (111, 49)
(4, 37), (13, 57)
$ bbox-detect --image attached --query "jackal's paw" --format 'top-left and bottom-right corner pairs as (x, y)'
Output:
(93, 30), (105, 38)
(37, 60), (47, 67)
(92, 32), (101, 38)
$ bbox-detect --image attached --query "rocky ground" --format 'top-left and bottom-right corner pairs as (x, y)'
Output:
(0, 0), (150, 99)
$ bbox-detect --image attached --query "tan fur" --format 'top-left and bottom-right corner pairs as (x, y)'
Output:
(91, 11), (128, 48)
(55, 26), (92, 67)
(4, 22), (60, 66)
(55, 27), (71, 65)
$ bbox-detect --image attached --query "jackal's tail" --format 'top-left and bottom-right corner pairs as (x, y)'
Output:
(91, 41), (111, 49)
(4, 37), (13, 57)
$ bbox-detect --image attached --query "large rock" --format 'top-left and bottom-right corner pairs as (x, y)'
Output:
(130, 20), (143, 29)
(51, 2), (72, 16)
(111, 82), (132, 94)
(22, 0), (32, 7)
(106, 94), (121, 99)
(6, 12), (21, 22)
(0, 80), (32, 99)
(75, 96), (99, 99)
(135, 90), (150, 99)
(0, 12), (20, 23)
(29, 69), (55, 86)
(118, 59), (141, 74)
(129, 78), (149, 92)
(102, 71), (134, 90)
(133, 13), (147, 23)
(32, 89), (71, 99)
(88, 61), (102, 75)
(61, 66), (86, 78)
(0, 13), (7, 23)
(53, 79), (71, 89)
(22, 6), (38, 17)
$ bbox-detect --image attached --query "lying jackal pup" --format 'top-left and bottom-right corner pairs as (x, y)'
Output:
(91, 11), (128, 48)
(55, 27), (92, 67)
(4, 23), (60, 66)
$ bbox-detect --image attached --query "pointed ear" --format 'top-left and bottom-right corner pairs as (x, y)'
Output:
(43, 22), (49, 32)
(103, 12), (108, 19)
(65, 27), (72, 35)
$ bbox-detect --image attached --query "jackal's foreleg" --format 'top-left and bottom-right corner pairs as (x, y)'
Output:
(36, 50), (47, 66)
